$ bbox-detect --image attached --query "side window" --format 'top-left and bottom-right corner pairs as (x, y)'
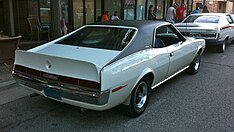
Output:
(155, 25), (181, 47)
(226, 15), (233, 24)
(231, 15), (234, 22)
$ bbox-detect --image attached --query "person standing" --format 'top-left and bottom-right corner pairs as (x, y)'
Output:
(192, 7), (200, 14)
(60, 15), (68, 35)
(111, 11), (120, 20)
(176, 3), (186, 22)
(202, 5), (209, 13)
(148, 5), (156, 20)
(166, 4), (177, 24)
(101, 11), (109, 22)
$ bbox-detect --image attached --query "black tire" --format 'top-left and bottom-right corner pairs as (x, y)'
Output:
(216, 40), (226, 53)
(187, 53), (200, 75)
(127, 77), (150, 117)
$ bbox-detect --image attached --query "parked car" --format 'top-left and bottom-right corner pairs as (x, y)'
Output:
(12, 20), (205, 117)
(175, 13), (234, 53)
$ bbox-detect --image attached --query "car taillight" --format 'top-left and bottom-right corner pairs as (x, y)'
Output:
(79, 80), (100, 90)
(201, 33), (217, 38)
(59, 76), (78, 85)
(14, 65), (27, 72)
(59, 76), (100, 90)
(14, 65), (101, 91)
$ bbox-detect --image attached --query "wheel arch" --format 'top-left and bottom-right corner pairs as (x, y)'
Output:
(195, 45), (204, 56)
(224, 36), (229, 44)
(122, 68), (154, 105)
(221, 34), (229, 44)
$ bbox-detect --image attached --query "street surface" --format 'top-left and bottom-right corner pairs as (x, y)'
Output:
(0, 45), (234, 132)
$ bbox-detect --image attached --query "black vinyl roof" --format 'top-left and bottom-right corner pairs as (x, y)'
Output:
(90, 20), (168, 29)
(88, 20), (171, 66)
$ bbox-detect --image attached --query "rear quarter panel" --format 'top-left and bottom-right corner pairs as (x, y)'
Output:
(186, 38), (206, 55)
(100, 48), (169, 108)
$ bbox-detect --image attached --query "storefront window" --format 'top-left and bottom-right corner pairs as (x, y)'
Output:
(85, 0), (94, 24)
(39, 0), (51, 25)
(96, 0), (102, 21)
(148, 0), (155, 7)
(183, 1), (188, 17)
(147, 0), (155, 20)
(156, 0), (164, 19)
(175, 0), (181, 5)
(136, 0), (146, 20)
(164, 0), (169, 19)
(124, 0), (135, 20)
(187, 0), (192, 16)
(73, 0), (84, 28)
(105, 0), (121, 20)
(61, 0), (69, 25)
(28, 0), (39, 17)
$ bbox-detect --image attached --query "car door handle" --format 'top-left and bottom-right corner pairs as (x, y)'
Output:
(170, 52), (174, 56)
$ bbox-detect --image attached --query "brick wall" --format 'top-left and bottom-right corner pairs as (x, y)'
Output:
(226, 1), (233, 13)
(206, 1), (220, 13)
(193, 0), (234, 13)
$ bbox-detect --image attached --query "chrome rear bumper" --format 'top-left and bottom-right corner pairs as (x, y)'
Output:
(12, 70), (109, 105)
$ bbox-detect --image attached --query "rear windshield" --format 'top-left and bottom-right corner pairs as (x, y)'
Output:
(184, 15), (220, 23)
(58, 26), (136, 51)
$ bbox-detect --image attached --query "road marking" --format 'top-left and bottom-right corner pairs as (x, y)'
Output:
(0, 85), (32, 105)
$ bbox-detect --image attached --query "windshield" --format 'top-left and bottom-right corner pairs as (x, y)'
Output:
(58, 26), (136, 51)
(183, 15), (220, 23)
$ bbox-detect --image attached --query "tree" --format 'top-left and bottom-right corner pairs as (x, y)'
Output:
(50, 0), (62, 39)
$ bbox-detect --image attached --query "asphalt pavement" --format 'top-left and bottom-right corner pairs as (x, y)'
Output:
(0, 45), (234, 132)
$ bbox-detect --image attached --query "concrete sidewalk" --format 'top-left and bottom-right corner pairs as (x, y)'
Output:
(0, 40), (44, 86)
(0, 40), (43, 103)
(0, 64), (14, 84)
(0, 64), (32, 105)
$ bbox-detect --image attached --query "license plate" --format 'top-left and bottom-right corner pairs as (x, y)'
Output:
(44, 87), (62, 100)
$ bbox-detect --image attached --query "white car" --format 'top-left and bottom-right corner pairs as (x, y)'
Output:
(12, 21), (205, 117)
(175, 13), (234, 53)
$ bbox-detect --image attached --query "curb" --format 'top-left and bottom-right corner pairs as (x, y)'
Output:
(0, 80), (16, 88)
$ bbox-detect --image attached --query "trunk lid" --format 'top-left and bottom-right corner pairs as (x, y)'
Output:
(14, 44), (120, 82)
(175, 23), (219, 32)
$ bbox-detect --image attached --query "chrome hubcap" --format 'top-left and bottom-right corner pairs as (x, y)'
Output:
(222, 42), (226, 51)
(194, 55), (200, 70)
(135, 82), (148, 109)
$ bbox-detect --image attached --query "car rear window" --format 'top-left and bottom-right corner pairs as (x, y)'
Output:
(184, 15), (220, 23)
(58, 26), (136, 51)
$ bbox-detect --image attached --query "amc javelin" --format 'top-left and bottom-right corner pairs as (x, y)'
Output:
(12, 21), (205, 117)
(175, 13), (234, 53)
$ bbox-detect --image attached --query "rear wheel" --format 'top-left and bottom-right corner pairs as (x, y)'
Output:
(187, 53), (200, 75)
(217, 40), (226, 53)
(127, 77), (150, 117)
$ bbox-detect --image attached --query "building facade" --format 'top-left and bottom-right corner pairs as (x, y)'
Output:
(0, 0), (192, 40)
(193, 0), (234, 13)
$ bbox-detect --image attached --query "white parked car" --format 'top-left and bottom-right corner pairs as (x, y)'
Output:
(175, 13), (234, 53)
(12, 21), (205, 117)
